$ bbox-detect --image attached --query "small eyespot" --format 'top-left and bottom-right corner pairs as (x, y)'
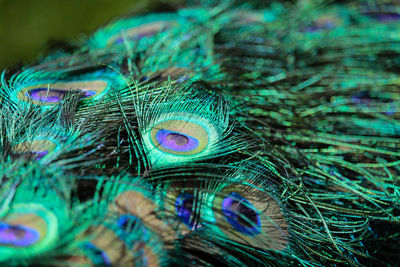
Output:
(117, 215), (138, 232)
(213, 184), (289, 251)
(27, 88), (96, 103)
(108, 21), (174, 46)
(0, 222), (40, 247)
(221, 192), (261, 236)
(12, 140), (57, 160)
(175, 193), (196, 228)
(83, 242), (112, 266)
(17, 80), (109, 105)
(150, 119), (209, 156)
(116, 214), (148, 240)
(364, 12), (400, 22)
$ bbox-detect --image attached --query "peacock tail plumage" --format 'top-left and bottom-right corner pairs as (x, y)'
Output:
(0, 0), (399, 266)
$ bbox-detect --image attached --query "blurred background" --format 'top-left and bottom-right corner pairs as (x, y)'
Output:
(0, 0), (181, 69)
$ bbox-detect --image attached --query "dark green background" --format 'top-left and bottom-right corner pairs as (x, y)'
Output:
(0, 0), (180, 69)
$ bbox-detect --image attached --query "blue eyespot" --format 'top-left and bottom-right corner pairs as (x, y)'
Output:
(221, 193), (261, 236)
(32, 151), (48, 160)
(0, 222), (40, 247)
(117, 215), (140, 233)
(83, 242), (112, 266)
(364, 12), (400, 22)
(116, 215), (149, 245)
(27, 88), (96, 103)
(155, 129), (199, 153)
(175, 193), (197, 228)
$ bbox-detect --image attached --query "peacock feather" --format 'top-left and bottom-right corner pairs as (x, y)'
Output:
(0, 160), (91, 266)
(0, 0), (399, 266)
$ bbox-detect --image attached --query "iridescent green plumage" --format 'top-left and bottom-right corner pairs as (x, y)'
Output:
(0, 0), (399, 266)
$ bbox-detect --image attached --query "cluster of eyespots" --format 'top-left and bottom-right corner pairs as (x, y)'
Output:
(12, 140), (57, 160)
(221, 192), (261, 236)
(107, 20), (176, 46)
(17, 80), (109, 105)
(0, 222), (40, 247)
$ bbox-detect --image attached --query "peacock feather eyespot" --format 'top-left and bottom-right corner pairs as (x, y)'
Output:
(139, 95), (230, 166)
(108, 189), (176, 242)
(88, 13), (179, 49)
(108, 20), (176, 46)
(150, 119), (208, 156)
(0, 211), (48, 249)
(17, 80), (108, 105)
(81, 242), (112, 266)
(0, 203), (60, 261)
(115, 214), (149, 240)
(212, 183), (289, 252)
(154, 181), (207, 234)
(221, 192), (261, 236)
(174, 193), (197, 229)
(117, 214), (139, 232)
(12, 139), (57, 160)
(3, 68), (125, 108)
(81, 181), (168, 266)
(146, 114), (218, 164)
(81, 225), (134, 266)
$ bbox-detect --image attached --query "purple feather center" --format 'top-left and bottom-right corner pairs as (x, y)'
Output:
(27, 88), (96, 103)
(155, 129), (199, 152)
(221, 192), (261, 236)
(0, 222), (40, 246)
(175, 193), (198, 229)
(364, 12), (400, 22)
